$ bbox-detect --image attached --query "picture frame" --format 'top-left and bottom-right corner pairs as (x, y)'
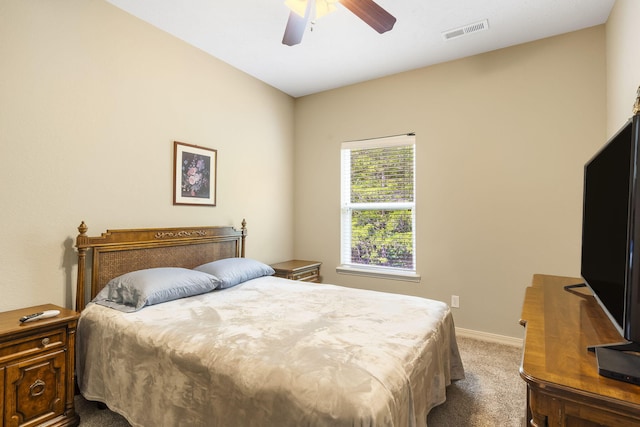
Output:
(173, 141), (217, 206)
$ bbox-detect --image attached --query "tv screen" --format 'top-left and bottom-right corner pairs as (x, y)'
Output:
(581, 116), (640, 342)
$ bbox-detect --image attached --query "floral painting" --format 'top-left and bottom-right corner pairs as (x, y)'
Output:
(181, 153), (210, 198)
(173, 141), (217, 206)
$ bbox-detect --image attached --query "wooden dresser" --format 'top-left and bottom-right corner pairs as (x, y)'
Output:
(271, 260), (321, 283)
(0, 304), (80, 427)
(520, 274), (640, 426)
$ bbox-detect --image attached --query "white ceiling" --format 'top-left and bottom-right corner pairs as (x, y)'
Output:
(104, 0), (615, 98)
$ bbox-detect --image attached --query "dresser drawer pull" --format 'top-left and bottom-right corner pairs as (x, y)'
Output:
(29, 379), (46, 397)
(41, 337), (50, 346)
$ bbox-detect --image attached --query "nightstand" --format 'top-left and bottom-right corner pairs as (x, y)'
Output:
(0, 304), (80, 427)
(271, 260), (322, 283)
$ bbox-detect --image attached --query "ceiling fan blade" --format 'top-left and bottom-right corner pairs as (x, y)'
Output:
(339, 0), (396, 34)
(282, 0), (316, 46)
(282, 11), (308, 46)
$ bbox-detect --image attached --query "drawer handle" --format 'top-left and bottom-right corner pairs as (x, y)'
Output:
(41, 337), (50, 346)
(30, 379), (46, 397)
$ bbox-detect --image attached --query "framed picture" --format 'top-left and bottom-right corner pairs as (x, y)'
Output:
(173, 141), (217, 206)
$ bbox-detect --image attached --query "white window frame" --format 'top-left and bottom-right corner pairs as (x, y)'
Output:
(337, 134), (420, 282)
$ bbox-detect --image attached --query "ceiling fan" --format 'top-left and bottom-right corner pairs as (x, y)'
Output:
(282, 0), (396, 46)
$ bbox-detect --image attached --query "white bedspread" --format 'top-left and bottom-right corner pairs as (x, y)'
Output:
(77, 276), (464, 427)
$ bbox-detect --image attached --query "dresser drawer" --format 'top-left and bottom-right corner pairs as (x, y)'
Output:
(0, 328), (66, 364)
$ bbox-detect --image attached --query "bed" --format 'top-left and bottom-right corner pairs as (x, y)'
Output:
(74, 220), (464, 427)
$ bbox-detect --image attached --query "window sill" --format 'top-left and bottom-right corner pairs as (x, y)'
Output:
(336, 265), (421, 282)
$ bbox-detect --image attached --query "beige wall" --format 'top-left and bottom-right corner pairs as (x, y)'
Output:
(293, 27), (607, 338)
(0, 0), (295, 311)
(606, 0), (640, 134)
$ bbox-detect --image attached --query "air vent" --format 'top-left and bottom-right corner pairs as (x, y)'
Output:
(442, 19), (489, 41)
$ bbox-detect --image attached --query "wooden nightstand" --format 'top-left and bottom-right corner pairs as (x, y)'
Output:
(271, 260), (322, 283)
(0, 304), (80, 427)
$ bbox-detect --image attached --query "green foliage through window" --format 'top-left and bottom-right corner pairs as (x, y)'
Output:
(351, 209), (413, 268)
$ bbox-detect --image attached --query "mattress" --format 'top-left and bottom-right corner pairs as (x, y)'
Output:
(76, 276), (464, 426)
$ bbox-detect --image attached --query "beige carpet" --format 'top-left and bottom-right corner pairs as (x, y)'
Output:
(75, 335), (526, 426)
(427, 336), (526, 426)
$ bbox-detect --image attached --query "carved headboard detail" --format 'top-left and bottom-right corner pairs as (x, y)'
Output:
(75, 219), (247, 311)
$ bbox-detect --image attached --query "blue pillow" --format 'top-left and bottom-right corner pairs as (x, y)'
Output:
(92, 267), (220, 312)
(194, 258), (274, 289)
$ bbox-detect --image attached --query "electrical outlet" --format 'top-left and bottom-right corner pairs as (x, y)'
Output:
(451, 295), (460, 308)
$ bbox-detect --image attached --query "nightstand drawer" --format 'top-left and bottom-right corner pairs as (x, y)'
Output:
(5, 349), (66, 427)
(291, 269), (319, 281)
(0, 328), (66, 364)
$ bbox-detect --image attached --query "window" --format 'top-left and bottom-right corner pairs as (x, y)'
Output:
(339, 134), (418, 281)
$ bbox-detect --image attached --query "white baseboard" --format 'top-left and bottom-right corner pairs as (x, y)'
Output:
(455, 327), (523, 347)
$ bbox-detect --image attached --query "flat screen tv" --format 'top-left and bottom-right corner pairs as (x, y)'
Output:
(581, 115), (640, 355)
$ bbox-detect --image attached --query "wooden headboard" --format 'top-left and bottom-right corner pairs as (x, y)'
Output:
(75, 219), (247, 312)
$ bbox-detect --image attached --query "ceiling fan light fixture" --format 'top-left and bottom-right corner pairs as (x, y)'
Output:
(284, 0), (338, 19)
(282, 0), (395, 46)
